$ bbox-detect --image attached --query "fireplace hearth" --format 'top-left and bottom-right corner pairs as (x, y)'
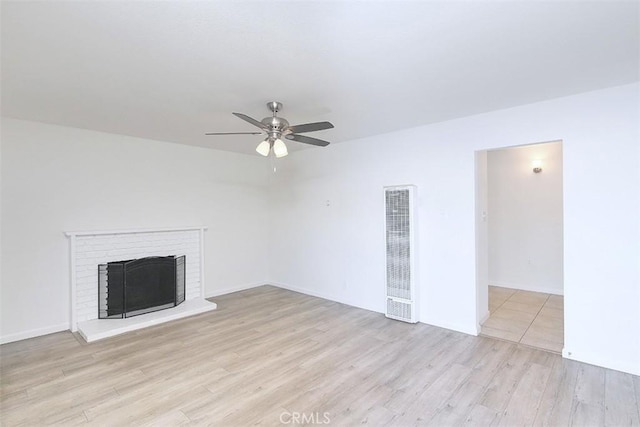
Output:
(98, 255), (185, 319)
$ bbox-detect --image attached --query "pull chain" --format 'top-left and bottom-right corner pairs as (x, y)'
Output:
(270, 150), (277, 173)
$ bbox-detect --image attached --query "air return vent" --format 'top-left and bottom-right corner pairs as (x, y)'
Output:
(385, 185), (418, 323)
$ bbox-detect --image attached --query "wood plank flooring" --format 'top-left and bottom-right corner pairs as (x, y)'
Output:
(1, 286), (639, 426)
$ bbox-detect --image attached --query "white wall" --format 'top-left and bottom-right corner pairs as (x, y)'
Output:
(0, 118), (270, 342)
(487, 141), (564, 295)
(268, 83), (640, 376)
(2, 84), (638, 377)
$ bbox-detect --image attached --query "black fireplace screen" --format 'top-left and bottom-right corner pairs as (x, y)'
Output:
(98, 255), (186, 319)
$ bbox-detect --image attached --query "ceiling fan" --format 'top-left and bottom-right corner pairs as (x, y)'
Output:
(206, 101), (334, 158)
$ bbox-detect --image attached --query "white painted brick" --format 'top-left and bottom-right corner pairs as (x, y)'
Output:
(76, 302), (93, 309)
(72, 229), (204, 324)
(78, 295), (95, 304)
(76, 270), (96, 280)
(85, 250), (108, 259)
(77, 288), (96, 297)
(75, 258), (95, 266)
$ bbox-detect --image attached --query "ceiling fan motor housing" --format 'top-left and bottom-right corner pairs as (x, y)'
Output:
(262, 116), (289, 134)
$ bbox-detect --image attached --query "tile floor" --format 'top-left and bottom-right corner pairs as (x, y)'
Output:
(480, 286), (564, 353)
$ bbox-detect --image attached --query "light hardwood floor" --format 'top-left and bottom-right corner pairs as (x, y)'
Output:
(481, 286), (564, 353)
(1, 286), (639, 426)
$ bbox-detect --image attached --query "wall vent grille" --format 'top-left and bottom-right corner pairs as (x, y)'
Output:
(384, 186), (418, 323)
(386, 298), (412, 322)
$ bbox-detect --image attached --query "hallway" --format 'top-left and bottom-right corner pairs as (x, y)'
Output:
(481, 286), (564, 353)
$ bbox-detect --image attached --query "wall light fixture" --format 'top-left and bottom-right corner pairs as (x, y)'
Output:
(532, 160), (543, 173)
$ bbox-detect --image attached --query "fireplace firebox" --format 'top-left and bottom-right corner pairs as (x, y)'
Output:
(98, 255), (185, 319)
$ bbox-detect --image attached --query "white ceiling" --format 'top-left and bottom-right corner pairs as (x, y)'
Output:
(2, 1), (638, 155)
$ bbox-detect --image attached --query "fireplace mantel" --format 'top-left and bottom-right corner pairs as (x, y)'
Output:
(64, 225), (207, 237)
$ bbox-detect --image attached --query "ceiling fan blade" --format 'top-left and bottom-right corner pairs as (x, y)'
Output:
(232, 112), (268, 130)
(288, 121), (334, 134)
(205, 132), (262, 135)
(286, 133), (330, 147)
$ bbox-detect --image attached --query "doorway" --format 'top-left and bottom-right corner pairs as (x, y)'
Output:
(475, 141), (564, 353)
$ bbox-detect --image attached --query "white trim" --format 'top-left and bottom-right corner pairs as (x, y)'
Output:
(562, 348), (640, 377)
(490, 281), (563, 296)
(272, 281), (483, 337)
(205, 282), (265, 298)
(270, 282), (381, 314)
(64, 226), (208, 237)
(200, 228), (206, 299)
(421, 316), (479, 336)
(206, 282), (383, 307)
(1, 323), (69, 345)
(477, 309), (490, 331)
(69, 235), (77, 332)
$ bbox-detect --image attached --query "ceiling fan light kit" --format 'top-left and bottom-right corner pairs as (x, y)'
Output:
(255, 140), (271, 157)
(272, 139), (288, 158)
(206, 101), (334, 158)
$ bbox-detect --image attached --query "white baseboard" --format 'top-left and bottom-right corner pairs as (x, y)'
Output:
(420, 316), (479, 336)
(269, 282), (382, 315)
(1, 281), (263, 344)
(562, 348), (640, 377)
(478, 310), (490, 330)
(0, 323), (69, 345)
(490, 281), (563, 296)
(273, 282), (481, 337)
(205, 282), (266, 298)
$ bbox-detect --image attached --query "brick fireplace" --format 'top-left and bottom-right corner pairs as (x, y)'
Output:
(65, 226), (216, 341)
